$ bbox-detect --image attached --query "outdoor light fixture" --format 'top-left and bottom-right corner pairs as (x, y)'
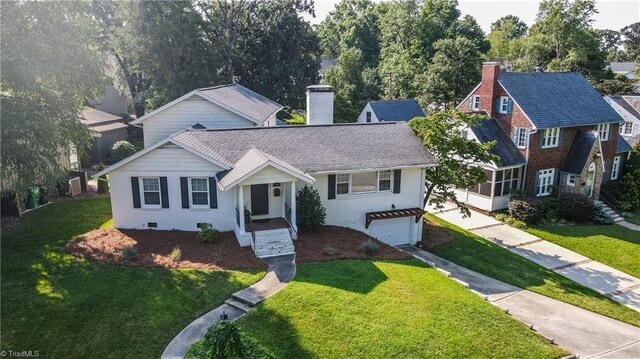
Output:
(392, 204), (396, 209)
(219, 311), (228, 321)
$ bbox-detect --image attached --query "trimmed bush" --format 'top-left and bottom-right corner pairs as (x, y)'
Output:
(558, 193), (594, 223)
(97, 163), (109, 193)
(359, 239), (379, 256)
(296, 185), (326, 230)
(508, 198), (544, 223)
(198, 223), (218, 243)
(185, 321), (274, 359)
(494, 213), (527, 229)
(121, 245), (137, 260)
(323, 246), (338, 256)
(109, 140), (137, 163)
(169, 246), (182, 262)
(618, 170), (640, 211)
(592, 203), (614, 225)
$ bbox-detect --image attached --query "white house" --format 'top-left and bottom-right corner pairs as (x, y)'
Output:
(95, 123), (437, 256)
(605, 96), (640, 147)
(357, 99), (425, 123)
(130, 84), (283, 147)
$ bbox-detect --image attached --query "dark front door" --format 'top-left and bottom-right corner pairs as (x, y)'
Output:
(250, 184), (269, 216)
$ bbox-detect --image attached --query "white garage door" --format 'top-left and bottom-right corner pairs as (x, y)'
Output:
(368, 217), (413, 246)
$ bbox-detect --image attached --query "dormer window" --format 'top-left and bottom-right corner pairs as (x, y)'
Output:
(541, 127), (560, 148)
(499, 96), (509, 114)
(595, 123), (611, 141)
(472, 95), (480, 111)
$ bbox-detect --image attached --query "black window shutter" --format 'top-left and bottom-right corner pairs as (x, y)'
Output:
(131, 177), (141, 208)
(393, 169), (402, 193)
(209, 177), (218, 209)
(180, 177), (189, 209)
(328, 174), (336, 200)
(160, 177), (169, 208)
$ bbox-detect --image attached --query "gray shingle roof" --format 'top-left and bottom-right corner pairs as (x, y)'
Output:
(498, 72), (624, 129)
(368, 99), (425, 122)
(616, 134), (633, 153)
(563, 130), (597, 174)
(470, 118), (525, 167)
(81, 107), (122, 125)
(608, 62), (637, 73)
(608, 96), (640, 120)
(198, 84), (282, 125)
(170, 122), (436, 173)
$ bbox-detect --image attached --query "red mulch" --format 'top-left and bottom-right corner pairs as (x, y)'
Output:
(67, 229), (266, 270)
(67, 225), (413, 270)
(415, 219), (453, 250)
(295, 225), (412, 262)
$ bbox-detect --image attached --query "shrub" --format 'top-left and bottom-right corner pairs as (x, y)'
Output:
(494, 213), (526, 229)
(121, 245), (137, 260)
(359, 239), (379, 256)
(540, 196), (561, 222)
(185, 321), (274, 359)
(618, 170), (640, 211)
(169, 246), (182, 262)
(198, 223), (218, 243)
(296, 185), (326, 230)
(558, 193), (594, 223)
(323, 246), (338, 256)
(97, 163), (109, 193)
(508, 198), (544, 223)
(109, 140), (137, 163)
(592, 203), (614, 225)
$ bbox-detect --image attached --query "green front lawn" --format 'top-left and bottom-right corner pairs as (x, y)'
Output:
(525, 224), (640, 279)
(238, 260), (567, 359)
(1, 198), (263, 358)
(427, 214), (640, 328)
(625, 212), (640, 226)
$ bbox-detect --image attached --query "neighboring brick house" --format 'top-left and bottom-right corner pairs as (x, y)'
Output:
(456, 62), (633, 211)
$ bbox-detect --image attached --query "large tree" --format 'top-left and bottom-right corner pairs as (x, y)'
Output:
(409, 110), (498, 215)
(1, 1), (103, 193)
(621, 22), (640, 61)
(490, 15), (528, 39)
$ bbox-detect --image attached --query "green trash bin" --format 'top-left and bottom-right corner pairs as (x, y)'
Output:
(26, 187), (40, 209)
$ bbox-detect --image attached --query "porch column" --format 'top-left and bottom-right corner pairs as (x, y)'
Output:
(490, 170), (496, 198)
(238, 185), (245, 232)
(290, 181), (297, 231)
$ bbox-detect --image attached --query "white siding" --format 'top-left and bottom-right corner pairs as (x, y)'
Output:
(356, 103), (380, 123)
(238, 166), (297, 187)
(108, 147), (233, 231)
(142, 96), (255, 147)
(453, 188), (510, 212)
(310, 167), (425, 245)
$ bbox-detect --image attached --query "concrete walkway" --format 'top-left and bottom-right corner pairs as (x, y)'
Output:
(618, 220), (640, 231)
(428, 203), (640, 312)
(161, 254), (296, 359)
(399, 246), (640, 359)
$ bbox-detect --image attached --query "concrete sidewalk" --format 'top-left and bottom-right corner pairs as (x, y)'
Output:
(428, 204), (640, 312)
(399, 246), (640, 359)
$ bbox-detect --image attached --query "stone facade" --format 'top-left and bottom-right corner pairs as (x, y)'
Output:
(558, 136), (604, 199)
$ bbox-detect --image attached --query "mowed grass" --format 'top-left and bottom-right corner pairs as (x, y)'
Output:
(238, 260), (567, 359)
(525, 224), (640, 279)
(625, 212), (640, 226)
(1, 198), (263, 359)
(427, 214), (640, 327)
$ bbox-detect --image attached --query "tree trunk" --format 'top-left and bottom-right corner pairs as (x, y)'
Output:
(113, 51), (146, 118)
(423, 182), (437, 208)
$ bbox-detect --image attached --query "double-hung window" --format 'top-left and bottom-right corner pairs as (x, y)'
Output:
(611, 156), (621, 180)
(336, 171), (393, 196)
(514, 127), (528, 148)
(378, 170), (392, 191)
(595, 123), (611, 141)
(567, 174), (576, 186)
(541, 127), (560, 148)
(189, 178), (209, 207)
(537, 169), (555, 196)
(472, 95), (480, 111)
(499, 96), (509, 114)
(142, 177), (161, 207)
(620, 121), (634, 136)
(336, 174), (350, 195)
(366, 111), (372, 123)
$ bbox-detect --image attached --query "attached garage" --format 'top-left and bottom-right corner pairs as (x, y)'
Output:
(367, 217), (415, 246)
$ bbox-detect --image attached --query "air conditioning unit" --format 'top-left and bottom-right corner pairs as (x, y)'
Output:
(68, 177), (81, 196)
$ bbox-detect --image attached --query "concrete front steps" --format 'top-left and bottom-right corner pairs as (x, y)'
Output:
(252, 228), (295, 258)
(593, 200), (624, 223)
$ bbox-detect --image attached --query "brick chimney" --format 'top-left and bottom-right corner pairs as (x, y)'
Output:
(480, 62), (501, 116)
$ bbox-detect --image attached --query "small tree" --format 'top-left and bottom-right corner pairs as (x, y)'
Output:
(619, 170), (640, 211)
(409, 110), (499, 217)
(296, 185), (326, 230)
(97, 163), (109, 193)
(109, 140), (137, 163)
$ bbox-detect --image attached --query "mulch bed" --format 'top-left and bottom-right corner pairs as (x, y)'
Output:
(67, 229), (266, 270)
(1, 216), (21, 233)
(295, 225), (412, 262)
(67, 225), (413, 270)
(415, 219), (453, 251)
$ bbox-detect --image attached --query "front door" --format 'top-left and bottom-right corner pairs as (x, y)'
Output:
(584, 162), (596, 197)
(250, 184), (269, 216)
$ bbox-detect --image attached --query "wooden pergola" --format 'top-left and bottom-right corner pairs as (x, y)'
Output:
(365, 207), (424, 229)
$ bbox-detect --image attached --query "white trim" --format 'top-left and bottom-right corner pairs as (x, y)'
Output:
(92, 136), (231, 178)
(472, 95), (481, 111)
(219, 161), (314, 191)
(498, 96), (509, 114)
(620, 121), (634, 136)
(140, 177), (162, 208)
(541, 127), (560, 148)
(189, 177), (210, 208)
(595, 123), (611, 141)
(536, 168), (555, 197)
(611, 156), (621, 180)
(566, 174), (576, 186)
(335, 170), (394, 197)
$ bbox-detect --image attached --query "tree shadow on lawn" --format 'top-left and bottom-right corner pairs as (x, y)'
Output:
(292, 259), (391, 294)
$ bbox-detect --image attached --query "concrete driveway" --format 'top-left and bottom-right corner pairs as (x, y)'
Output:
(428, 205), (640, 312)
(400, 246), (640, 359)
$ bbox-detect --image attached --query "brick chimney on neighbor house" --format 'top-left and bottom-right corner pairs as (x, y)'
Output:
(479, 61), (501, 116)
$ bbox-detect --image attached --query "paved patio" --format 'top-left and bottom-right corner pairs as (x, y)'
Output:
(427, 204), (640, 312)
